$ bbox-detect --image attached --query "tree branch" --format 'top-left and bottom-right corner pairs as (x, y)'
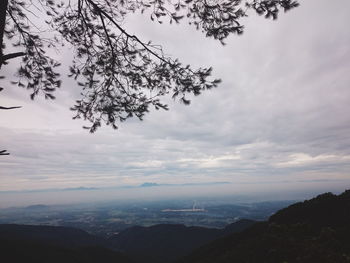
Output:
(98, 11), (115, 61)
(0, 0), (9, 69)
(0, 150), (10, 156)
(85, 0), (168, 64)
(0, 105), (22, 110)
(2, 51), (26, 62)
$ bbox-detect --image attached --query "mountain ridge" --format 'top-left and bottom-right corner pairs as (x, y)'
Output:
(109, 219), (256, 263)
(179, 190), (350, 263)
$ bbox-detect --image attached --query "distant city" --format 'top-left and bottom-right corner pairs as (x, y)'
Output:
(0, 197), (294, 237)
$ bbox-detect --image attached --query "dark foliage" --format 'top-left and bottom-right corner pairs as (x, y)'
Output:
(109, 220), (255, 263)
(0, 224), (133, 263)
(179, 190), (350, 263)
(221, 218), (257, 235)
(0, 149), (10, 155)
(0, 220), (255, 263)
(269, 190), (350, 227)
(0, 224), (108, 248)
(0, 239), (133, 263)
(1, 0), (299, 132)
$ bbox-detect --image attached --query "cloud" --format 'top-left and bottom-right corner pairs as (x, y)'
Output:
(275, 153), (350, 168)
(0, 0), (350, 196)
(177, 154), (241, 168)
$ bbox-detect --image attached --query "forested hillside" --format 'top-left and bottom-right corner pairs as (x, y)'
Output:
(179, 190), (350, 263)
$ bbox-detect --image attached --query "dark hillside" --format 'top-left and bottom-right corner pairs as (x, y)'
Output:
(222, 219), (256, 235)
(269, 190), (350, 226)
(0, 220), (255, 263)
(179, 190), (350, 263)
(110, 220), (256, 263)
(0, 238), (132, 263)
(0, 224), (108, 248)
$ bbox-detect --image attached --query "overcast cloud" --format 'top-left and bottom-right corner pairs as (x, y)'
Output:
(1, 0), (350, 199)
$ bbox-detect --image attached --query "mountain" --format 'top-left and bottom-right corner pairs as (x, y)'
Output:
(0, 224), (132, 263)
(1, 239), (132, 263)
(23, 204), (50, 210)
(109, 220), (255, 263)
(269, 190), (350, 226)
(0, 239), (131, 263)
(138, 182), (231, 188)
(179, 190), (350, 263)
(222, 219), (257, 235)
(140, 182), (160, 187)
(0, 224), (107, 248)
(0, 220), (256, 263)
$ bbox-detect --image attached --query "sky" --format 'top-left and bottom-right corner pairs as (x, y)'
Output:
(1, 0), (350, 205)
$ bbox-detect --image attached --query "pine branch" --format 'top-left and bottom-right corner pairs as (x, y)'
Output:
(2, 52), (26, 61)
(0, 150), (10, 156)
(0, 106), (22, 110)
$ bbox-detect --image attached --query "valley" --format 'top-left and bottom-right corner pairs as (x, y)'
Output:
(0, 197), (293, 237)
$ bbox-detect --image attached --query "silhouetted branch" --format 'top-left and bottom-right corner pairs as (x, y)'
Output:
(0, 150), (10, 156)
(0, 0), (9, 69)
(2, 51), (26, 62)
(5, 3), (61, 99)
(1, 0), (299, 132)
(0, 105), (22, 110)
(85, 0), (168, 64)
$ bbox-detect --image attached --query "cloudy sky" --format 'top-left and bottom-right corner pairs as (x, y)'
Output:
(1, 0), (350, 201)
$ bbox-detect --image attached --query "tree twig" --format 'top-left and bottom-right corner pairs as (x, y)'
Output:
(0, 106), (22, 110)
(0, 150), (10, 156)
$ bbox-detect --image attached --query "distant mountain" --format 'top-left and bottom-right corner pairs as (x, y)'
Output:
(61, 186), (99, 191)
(109, 220), (255, 263)
(140, 182), (160, 187)
(23, 204), (49, 210)
(138, 182), (231, 188)
(0, 182), (232, 194)
(179, 190), (350, 263)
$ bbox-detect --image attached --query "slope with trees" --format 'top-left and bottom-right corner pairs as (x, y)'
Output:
(109, 219), (256, 263)
(179, 190), (350, 263)
(1, 239), (133, 263)
(0, 219), (256, 263)
(0, 224), (132, 263)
